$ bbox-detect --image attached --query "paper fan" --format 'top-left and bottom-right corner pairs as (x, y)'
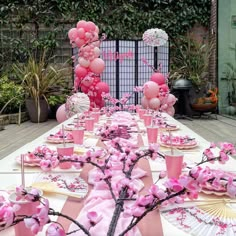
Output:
(161, 199), (236, 236)
(143, 28), (168, 47)
(65, 92), (90, 118)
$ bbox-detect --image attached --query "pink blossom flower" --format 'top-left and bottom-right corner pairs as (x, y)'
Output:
(149, 185), (167, 200)
(131, 206), (145, 217)
(24, 217), (40, 234)
(0, 205), (14, 227)
(40, 160), (53, 172)
(227, 177), (236, 198)
(219, 151), (229, 164)
(46, 223), (66, 236)
(87, 211), (102, 226)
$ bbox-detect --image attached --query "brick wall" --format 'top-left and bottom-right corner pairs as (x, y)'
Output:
(209, 0), (217, 87)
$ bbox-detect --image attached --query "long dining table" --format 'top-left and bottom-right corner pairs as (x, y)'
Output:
(1, 111), (236, 236)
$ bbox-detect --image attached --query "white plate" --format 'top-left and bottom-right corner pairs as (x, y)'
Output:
(34, 173), (88, 198)
(160, 142), (198, 150)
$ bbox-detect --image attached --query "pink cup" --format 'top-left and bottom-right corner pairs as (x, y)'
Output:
(138, 108), (146, 119)
(143, 114), (152, 126)
(91, 112), (100, 123)
(9, 189), (43, 236)
(85, 117), (95, 131)
(72, 127), (85, 145)
(57, 144), (74, 169)
(165, 150), (184, 179)
(146, 126), (158, 144)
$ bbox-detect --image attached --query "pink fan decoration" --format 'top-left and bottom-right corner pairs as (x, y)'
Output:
(142, 28), (168, 47)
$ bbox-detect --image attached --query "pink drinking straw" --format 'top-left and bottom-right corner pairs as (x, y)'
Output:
(21, 154), (25, 188)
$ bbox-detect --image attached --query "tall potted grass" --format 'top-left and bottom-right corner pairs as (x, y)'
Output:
(13, 51), (67, 122)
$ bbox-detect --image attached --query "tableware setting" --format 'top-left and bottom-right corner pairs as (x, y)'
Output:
(32, 172), (88, 199)
(15, 145), (58, 167)
(46, 128), (74, 144)
(160, 133), (198, 149)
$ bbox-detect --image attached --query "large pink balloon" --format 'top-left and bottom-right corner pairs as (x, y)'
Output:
(56, 104), (67, 123)
(75, 65), (88, 79)
(166, 106), (175, 116)
(166, 94), (177, 106)
(68, 28), (79, 41)
(89, 58), (105, 74)
(141, 96), (149, 109)
(143, 81), (159, 99)
(148, 97), (161, 110)
(85, 21), (96, 32)
(77, 28), (85, 38)
(76, 20), (87, 29)
(150, 73), (165, 85)
(79, 58), (90, 68)
(75, 38), (85, 48)
(96, 82), (110, 95)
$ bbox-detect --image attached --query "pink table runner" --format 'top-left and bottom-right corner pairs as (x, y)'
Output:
(57, 130), (163, 236)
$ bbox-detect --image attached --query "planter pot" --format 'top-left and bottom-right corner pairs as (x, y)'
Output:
(25, 99), (49, 123)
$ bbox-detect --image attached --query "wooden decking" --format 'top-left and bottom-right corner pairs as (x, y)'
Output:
(0, 115), (236, 160)
(0, 119), (58, 159)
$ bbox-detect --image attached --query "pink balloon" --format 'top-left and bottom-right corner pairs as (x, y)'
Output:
(79, 58), (90, 68)
(92, 32), (99, 41)
(56, 104), (67, 123)
(74, 65), (88, 79)
(85, 21), (96, 32)
(81, 85), (89, 93)
(150, 73), (165, 85)
(94, 47), (101, 57)
(166, 94), (177, 106)
(159, 83), (169, 93)
(96, 82), (110, 95)
(77, 28), (85, 38)
(148, 98), (161, 110)
(75, 38), (85, 48)
(82, 77), (94, 87)
(68, 28), (79, 41)
(141, 96), (149, 109)
(143, 81), (159, 99)
(95, 26), (100, 34)
(76, 20), (87, 29)
(89, 58), (105, 74)
(166, 106), (175, 116)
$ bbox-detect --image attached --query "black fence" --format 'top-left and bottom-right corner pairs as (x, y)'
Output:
(73, 39), (169, 105)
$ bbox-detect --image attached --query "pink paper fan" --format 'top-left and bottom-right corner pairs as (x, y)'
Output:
(143, 28), (168, 47)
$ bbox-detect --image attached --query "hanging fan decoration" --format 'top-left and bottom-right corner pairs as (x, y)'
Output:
(161, 198), (236, 236)
(65, 92), (90, 118)
(142, 28), (168, 47)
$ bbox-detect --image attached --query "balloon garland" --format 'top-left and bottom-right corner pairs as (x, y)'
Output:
(68, 20), (110, 110)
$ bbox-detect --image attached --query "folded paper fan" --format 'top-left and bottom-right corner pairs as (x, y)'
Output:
(65, 92), (90, 118)
(161, 198), (236, 236)
(143, 28), (168, 47)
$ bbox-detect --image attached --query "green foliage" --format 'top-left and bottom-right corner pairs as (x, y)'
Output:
(0, 0), (211, 39)
(47, 95), (67, 106)
(169, 35), (213, 88)
(0, 75), (25, 114)
(12, 50), (68, 104)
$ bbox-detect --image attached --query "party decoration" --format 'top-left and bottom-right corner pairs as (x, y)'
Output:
(56, 104), (67, 123)
(148, 97), (161, 110)
(68, 20), (109, 110)
(89, 58), (105, 74)
(151, 72), (165, 85)
(65, 92), (90, 118)
(142, 28), (168, 47)
(143, 81), (159, 99)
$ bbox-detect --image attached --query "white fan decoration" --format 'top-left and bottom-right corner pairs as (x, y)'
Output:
(161, 199), (236, 236)
(142, 28), (168, 47)
(65, 92), (90, 118)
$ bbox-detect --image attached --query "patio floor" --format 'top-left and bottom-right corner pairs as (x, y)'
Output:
(0, 115), (236, 160)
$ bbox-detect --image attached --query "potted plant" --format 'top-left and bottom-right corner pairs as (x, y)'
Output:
(13, 50), (68, 122)
(169, 35), (213, 90)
